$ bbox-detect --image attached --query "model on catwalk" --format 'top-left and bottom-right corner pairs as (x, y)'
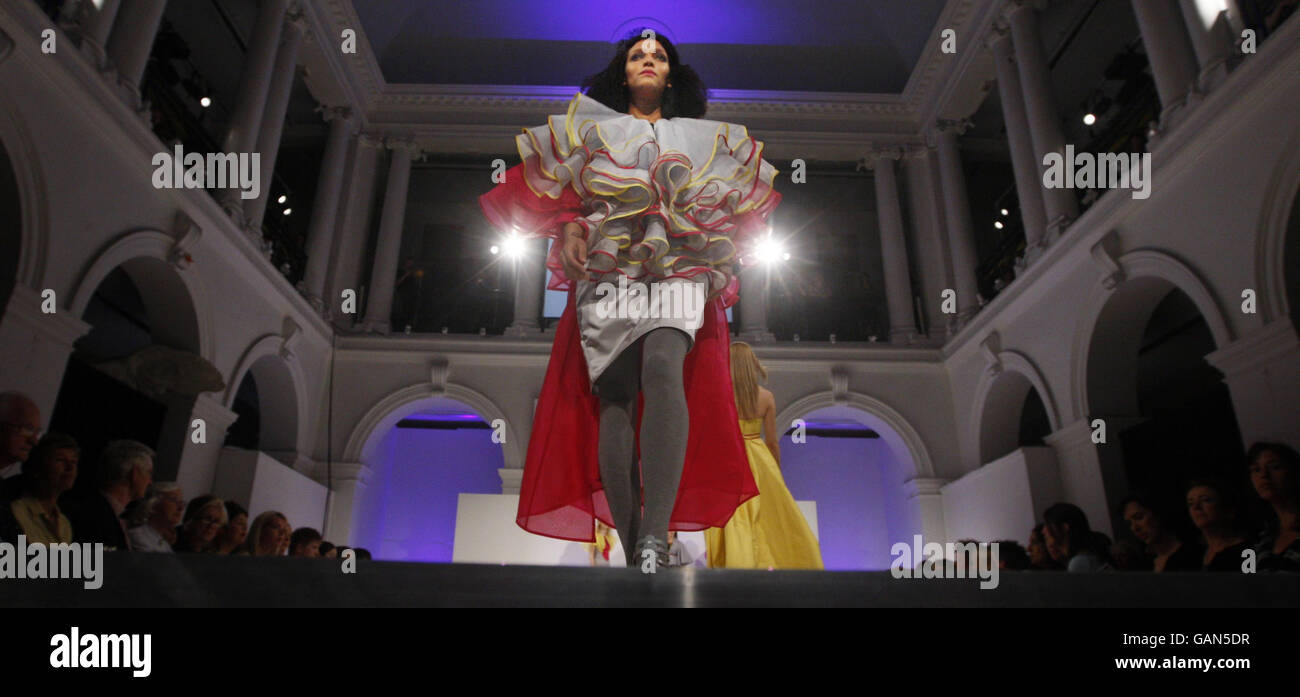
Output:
(480, 29), (782, 572)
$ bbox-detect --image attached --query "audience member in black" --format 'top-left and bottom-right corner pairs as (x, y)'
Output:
(334, 545), (352, 560)
(1120, 494), (1201, 572)
(1027, 524), (1060, 570)
(289, 527), (323, 557)
(1042, 503), (1107, 572)
(1108, 539), (1151, 571)
(9, 433), (79, 545)
(172, 495), (226, 553)
(996, 540), (1030, 570)
(318, 541), (337, 559)
(353, 547), (372, 561)
(211, 501), (248, 555)
(63, 440), (154, 551)
(1185, 479), (1251, 572)
(1246, 442), (1300, 571)
(0, 392), (41, 492)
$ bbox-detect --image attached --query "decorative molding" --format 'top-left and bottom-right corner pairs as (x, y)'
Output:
(429, 358), (450, 393)
(279, 316), (302, 362)
(1088, 230), (1124, 290)
(980, 331), (1003, 376)
(169, 211), (201, 271)
(830, 368), (849, 404)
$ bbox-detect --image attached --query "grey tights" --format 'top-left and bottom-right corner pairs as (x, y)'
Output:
(594, 328), (690, 566)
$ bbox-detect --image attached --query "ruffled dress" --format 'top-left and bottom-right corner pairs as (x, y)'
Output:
(479, 92), (782, 542)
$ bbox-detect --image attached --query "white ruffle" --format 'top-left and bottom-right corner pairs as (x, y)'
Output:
(515, 93), (779, 295)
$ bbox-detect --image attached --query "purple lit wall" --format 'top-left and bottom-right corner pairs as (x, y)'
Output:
(778, 433), (910, 570)
(352, 425), (504, 562)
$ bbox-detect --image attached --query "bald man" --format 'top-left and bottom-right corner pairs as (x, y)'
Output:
(0, 392), (41, 482)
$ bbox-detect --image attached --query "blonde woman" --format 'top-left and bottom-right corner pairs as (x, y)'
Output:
(239, 510), (291, 556)
(705, 343), (823, 569)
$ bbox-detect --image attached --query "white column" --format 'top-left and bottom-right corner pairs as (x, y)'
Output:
(987, 22), (1049, 264)
(1178, 0), (1234, 90)
(738, 262), (775, 342)
(300, 107), (356, 311)
(362, 139), (419, 333)
(0, 286), (92, 420)
(217, 0), (290, 222)
(326, 135), (383, 324)
(1205, 319), (1300, 450)
(903, 478), (949, 544)
(504, 238), (547, 336)
(902, 145), (952, 342)
(243, 10), (305, 236)
(105, 0), (168, 94)
(171, 393), (240, 499)
(1131, 0), (1200, 123)
(315, 462), (372, 544)
(931, 123), (981, 326)
(1043, 417), (1136, 537)
(76, 0), (121, 68)
(869, 147), (919, 346)
(1005, 0), (1079, 245)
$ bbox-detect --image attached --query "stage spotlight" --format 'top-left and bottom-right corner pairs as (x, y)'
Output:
(283, 208), (292, 216)
(503, 235), (524, 259)
(1083, 113), (1097, 126)
(994, 221), (1003, 229)
(278, 195), (287, 204)
(755, 237), (783, 264)
(1000, 208), (1009, 216)
(199, 96), (211, 108)
(489, 245), (500, 255)
(782, 252), (791, 261)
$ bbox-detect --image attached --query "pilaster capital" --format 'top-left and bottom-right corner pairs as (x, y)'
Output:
(935, 118), (974, 136)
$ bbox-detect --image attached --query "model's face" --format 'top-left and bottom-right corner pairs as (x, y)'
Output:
(1250, 450), (1294, 503)
(1187, 486), (1227, 530)
(625, 39), (669, 101)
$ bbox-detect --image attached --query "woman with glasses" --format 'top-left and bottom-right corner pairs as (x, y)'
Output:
(172, 495), (227, 553)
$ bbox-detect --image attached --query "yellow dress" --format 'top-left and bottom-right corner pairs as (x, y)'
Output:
(705, 418), (824, 569)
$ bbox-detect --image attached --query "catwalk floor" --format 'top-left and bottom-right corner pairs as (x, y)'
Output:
(5, 552), (1299, 607)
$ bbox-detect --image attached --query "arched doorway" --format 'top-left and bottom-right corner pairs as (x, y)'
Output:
(978, 370), (1055, 465)
(348, 393), (509, 562)
(773, 399), (930, 570)
(1087, 281), (1244, 527)
(223, 352), (302, 466)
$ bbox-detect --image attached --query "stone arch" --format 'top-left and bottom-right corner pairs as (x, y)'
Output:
(970, 350), (1063, 466)
(344, 382), (521, 471)
(1071, 248), (1233, 419)
(224, 334), (308, 457)
(70, 229), (211, 360)
(1255, 121), (1300, 326)
(775, 389), (934, 479)
(0, 96), (48, 299)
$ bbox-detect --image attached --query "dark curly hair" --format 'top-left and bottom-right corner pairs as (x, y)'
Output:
(580, 29), (707, 119)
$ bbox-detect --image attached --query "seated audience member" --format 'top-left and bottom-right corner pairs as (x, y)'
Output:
(1246, 442), (1300, 571)
(10, 433), (79, 544)
(1042, 503), (1108, 572)
(318, 541), (337, 559)
(0, 392), (41, 495)
(173, 495), (227, 552)
(1108, 539), (1152, 571)
(241, 511), (291, 556)
(126, 483), (184, 553)
(211, 501), (248, 555)
(289, 527), (323, 557)
(353, 547), (372, 561)
(1120, 494), (1201, 572)
(333, 545), (352, 560)
(63, 440), (154, 551)
(1185, 479), (1251, 572)
(996, 540), (1031, 570)
(1027, 524), (1061, 570)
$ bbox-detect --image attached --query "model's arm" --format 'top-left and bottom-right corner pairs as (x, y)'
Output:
(761, 388), (781, 467)
(560, 222), (589, 282)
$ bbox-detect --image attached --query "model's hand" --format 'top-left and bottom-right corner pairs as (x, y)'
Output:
(561, 227), (589, 282)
